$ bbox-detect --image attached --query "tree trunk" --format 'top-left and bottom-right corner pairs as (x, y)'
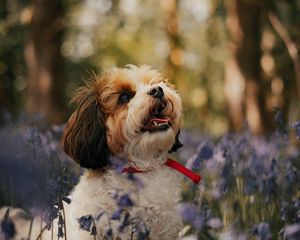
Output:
(25, 0), (66, 124)
(225, 0), (268, 134)
(160, 0), (183, 82)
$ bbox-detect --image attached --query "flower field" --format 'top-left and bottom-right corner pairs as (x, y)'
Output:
(0, 113), (299, 240)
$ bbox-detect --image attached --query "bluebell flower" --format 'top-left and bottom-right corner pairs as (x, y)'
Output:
(117, 194), (134, 208)
(111, 209), (123, 220)
(244, 171), (256, 195)
(126, 173), (144, 189)
(192, 215), (204, 230)
(1, 209), (16, 239)
(198, 145), (214, 160)
(110, 156), (126, 174)
(207, 218), (223, 229)
(43, 206), (59, 229)
(274, 107), (288, 136)
(78, 215), (93, 232)
(190, 154), (202, 169)
(292, 121), (300, 141)
(251, 222), (272, 240)
(179, 202), (198, 223)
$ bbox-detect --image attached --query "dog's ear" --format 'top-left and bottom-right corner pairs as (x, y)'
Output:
(168, 129), (183, 153)
(62, 86), (110, 169)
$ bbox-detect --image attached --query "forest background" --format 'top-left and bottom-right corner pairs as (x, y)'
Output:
(1, 0), (300, 136)
(1, 1), (300, 239)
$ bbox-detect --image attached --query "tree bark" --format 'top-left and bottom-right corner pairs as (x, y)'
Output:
(225, 0), (268, 134)
(160, 0), (183, 82)
(25, 0), (66, 124)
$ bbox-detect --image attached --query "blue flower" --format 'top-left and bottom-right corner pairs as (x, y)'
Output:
(110, 156), (126, 174)
(244, 171), (256, 195)
(78, 215), (93, 232)
(1, 209), (16, 239)
(117, 194), (134, 208)
(292, 121), (300, 141)
(251, 222), (272, 240)
(199, 145), (214, 160)
(111, 209), (123, 220)
(274, 107), (288, 136)
(179, 203), (198, 223)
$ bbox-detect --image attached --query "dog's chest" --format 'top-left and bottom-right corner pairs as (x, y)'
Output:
(70, 167), (182, 214)
(136, 168), (181, 205)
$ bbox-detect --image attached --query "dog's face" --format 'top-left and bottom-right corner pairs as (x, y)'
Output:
(63, 65), (182, 170)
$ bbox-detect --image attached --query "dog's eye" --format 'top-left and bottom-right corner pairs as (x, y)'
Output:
(118, 91), (133, 104)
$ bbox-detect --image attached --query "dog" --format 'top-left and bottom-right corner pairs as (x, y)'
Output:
(1, 65), (200, 240)
(62, 65), (183, 239)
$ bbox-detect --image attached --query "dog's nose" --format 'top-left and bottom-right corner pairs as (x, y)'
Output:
(148, 86), (164, 99)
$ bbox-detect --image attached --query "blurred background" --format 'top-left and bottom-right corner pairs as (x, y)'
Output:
(0, 0), (300, 135)
(1, 1), (300, 239)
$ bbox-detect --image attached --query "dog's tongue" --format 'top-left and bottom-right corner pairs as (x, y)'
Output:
(150, 117), (170, 124)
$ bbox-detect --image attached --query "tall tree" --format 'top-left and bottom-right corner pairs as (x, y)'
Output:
(0, 0), (26, 124)
(160, 0), (183, 83)
(25, 0), (66, 124)
(225, 0), (269, 134)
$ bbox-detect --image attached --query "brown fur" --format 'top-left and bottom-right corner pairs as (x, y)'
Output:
(62, 65), (182, 170)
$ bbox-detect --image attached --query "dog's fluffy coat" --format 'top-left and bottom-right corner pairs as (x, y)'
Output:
(1, 65), (184, 240)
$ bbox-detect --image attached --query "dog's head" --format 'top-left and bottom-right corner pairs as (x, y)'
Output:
(62, 65), (183, 170)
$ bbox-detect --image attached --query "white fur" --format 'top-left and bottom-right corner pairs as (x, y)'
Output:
(65, 166), (183, 239)
(1, 65), (184, 240)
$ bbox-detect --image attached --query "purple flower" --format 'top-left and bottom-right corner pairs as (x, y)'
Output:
(126, 173), (144, 189)
(110, 156), (126, 174)
(43, 206), (59, 229)
(78, 215), (93, 232)
(111, 209), (123, 220)
(244, 171), (256, 195)
(207, 218), (223, 229)
(252, 222), (272, 240)
(1, 209), (16, 239)
(199, 145), (214, 160)
(292, 121), (300, 141)
(274, 107), (288, 136)
(179, 203), (198, 223)
(117, 194), (134, 208)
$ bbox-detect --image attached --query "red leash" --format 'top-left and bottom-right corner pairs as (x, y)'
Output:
(122, 158), (201, 184)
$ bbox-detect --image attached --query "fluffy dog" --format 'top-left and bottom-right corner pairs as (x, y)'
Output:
(62, 65), (183, 239)
(1, 65), (200, 240)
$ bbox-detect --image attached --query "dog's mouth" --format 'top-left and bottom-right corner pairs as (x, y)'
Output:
(141, 101), (172, 133)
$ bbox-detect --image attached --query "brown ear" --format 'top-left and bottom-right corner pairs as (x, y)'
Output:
(168, 129), (183, 153)
(62, 85), (110, 169)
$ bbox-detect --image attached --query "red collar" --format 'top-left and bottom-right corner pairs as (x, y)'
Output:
(122, 158), (201, 184)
